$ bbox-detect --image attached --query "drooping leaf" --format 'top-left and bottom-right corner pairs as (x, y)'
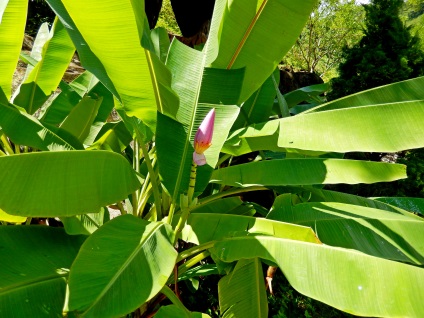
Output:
(267, 200), (424, 265)
(211, 159), (406, 187)
(212, 236), (424, 317)
(0, 102), (82, 151)
(67, 215), (177, 318)
(296, 187), (422, 219)
(210, 0), (317, 102)
(277, 101), (424, 152)
(219, 258), (268, 318)
(305, 76), (424, 113)
(13, 18), (75, 114)
(225, 100), (424, 154)
(0, 151), (141, 217)
(0, 0), (27, 101)
(182, 213), (320, 245)
(0, 226), (85, 317)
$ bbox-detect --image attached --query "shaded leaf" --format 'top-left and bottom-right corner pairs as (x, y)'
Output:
(0, 226), (85, 317)
(212, 236), (424, 317)
(268, 200), (424, 265)
(0, 151), (141, 217)
(219, 258), (268, 318)
(67, 215), (177, 317)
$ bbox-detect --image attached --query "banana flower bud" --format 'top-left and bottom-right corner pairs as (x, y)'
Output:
(193, 109), (215, 166)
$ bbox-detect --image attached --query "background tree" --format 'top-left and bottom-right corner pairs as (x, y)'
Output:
(282, 0), (365, 81)
(328, 0), (424, 100)
(402, 0), (424, 50)
(327, 0), (424, 199)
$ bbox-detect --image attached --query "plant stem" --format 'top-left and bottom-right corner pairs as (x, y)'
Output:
(116, 201), (126, 215)
(132, 140), (140, 215)
(176, 241), (216, 263)
(25, 217), (32, 225)
(0, 134), (14, 155)
(160, 285), (190, 314)
(138, 184), (153, 217)
(138, 136), (162, 219)
(198, 185), (269, 207)
(173, 195), (189, 244)
(177, 250), (210, 277)
(187, 161), (197, 204)
(167, 203), (176, 225)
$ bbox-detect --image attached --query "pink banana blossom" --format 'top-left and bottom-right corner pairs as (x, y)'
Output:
(193, 109), (215, 166)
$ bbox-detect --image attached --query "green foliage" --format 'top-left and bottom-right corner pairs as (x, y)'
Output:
(328, 0), (424, 100)
(282, 0), (365, 81)
(1, 1), (424, 317)
(156, 0), (181, 36)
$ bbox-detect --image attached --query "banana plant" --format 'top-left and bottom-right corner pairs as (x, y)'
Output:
(1, 0), (424, 317)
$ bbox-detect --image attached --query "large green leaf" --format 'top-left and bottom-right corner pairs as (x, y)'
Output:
(12, 18), (75, 114)
(212, 236), (424, 317)
(278, 101), (424, 152)
(0, 0), (27, 101)
(210, 0), (317, 102)
(305, 76), (424, 113)
(0, 151), (141, 217)
(0, 226), (85, 317)
(211, 159), (406, 187)
(218, 258), (268, 318)
(298, 187), (422, 219)
(0, 102), (82, 150)
(67, 215), (177, 317)
(47, 0), (178, 130)
(181, 213), (319, 245)
(268, 200), (424, 265)
(225, 100), (424, 154)
(157, 40), (242, 202)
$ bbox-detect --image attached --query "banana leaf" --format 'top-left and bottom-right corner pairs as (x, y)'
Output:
(0, 0), (27, 101)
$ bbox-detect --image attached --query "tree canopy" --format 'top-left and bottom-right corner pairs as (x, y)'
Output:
(328, 0), (424, 100)
(282, 0), (365, 81)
